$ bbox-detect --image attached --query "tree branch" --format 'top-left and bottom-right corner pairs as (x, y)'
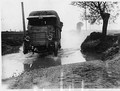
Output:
(102, 2), (106, 12)
(86, 2), (100, 14)
(98, 2), (104, 14)
(91, 1), (98, 8)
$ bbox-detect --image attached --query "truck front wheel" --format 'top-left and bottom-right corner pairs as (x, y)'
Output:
(54, 42), (58, 57)
(23, 42), (28, 54)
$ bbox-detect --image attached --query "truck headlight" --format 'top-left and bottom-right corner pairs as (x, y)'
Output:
(48, 34), (53, 40)
(24, 36), (30, 42)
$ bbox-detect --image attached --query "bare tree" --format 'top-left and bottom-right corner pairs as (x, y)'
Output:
(71, 1), (119, 36)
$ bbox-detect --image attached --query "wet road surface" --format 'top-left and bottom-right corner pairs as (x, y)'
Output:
(2, 47), (86, 79)
(2, 30), (120, 89)
(2, 30), (88, 79)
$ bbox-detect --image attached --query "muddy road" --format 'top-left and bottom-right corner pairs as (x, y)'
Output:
(2, 30), (120, 89)
(2, 30), (88, 79)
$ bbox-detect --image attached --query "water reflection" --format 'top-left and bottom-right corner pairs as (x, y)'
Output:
(2, 53), (24, 79)
(60, 29), (87, 65)
(2, 54), (24, 79)
(2, 48), (39, 79)
(59, 48), (86, 65)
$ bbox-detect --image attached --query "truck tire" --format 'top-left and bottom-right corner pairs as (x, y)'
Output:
(54, 42), (58, 57)
(23, 42), (28, 54)
(58, 43), (61, 49)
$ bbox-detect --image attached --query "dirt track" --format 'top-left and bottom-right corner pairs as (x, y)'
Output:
(2, 51), (120, 89)
(2, 30), (120, 89)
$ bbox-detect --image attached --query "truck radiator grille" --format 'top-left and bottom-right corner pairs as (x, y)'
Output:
(30, 32), (47, 45)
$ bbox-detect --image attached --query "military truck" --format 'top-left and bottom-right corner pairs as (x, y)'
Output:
(23, 10), (63, 56)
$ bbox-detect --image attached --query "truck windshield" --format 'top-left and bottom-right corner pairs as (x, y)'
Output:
(28, 17), (57, 26)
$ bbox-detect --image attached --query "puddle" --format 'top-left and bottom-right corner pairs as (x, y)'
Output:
(61, 49), (86, 65)
(2, 46), (38, 79)
(60, 30), (87, 65)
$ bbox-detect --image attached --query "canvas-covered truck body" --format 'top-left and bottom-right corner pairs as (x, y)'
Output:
(23, 10), (63, 56)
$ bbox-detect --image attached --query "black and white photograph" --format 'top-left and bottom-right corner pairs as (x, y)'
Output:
(1, 0), (120, 90)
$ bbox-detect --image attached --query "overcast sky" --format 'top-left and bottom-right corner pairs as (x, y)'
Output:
(1, 0), (120, 31)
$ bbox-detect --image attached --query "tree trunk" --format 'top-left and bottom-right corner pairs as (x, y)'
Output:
(101, 13), (110, 36)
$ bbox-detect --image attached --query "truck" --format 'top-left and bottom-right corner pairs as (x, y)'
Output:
(23, 10), (63, 56)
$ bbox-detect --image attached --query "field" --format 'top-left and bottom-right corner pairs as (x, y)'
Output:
(2, 31), (24, 55)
